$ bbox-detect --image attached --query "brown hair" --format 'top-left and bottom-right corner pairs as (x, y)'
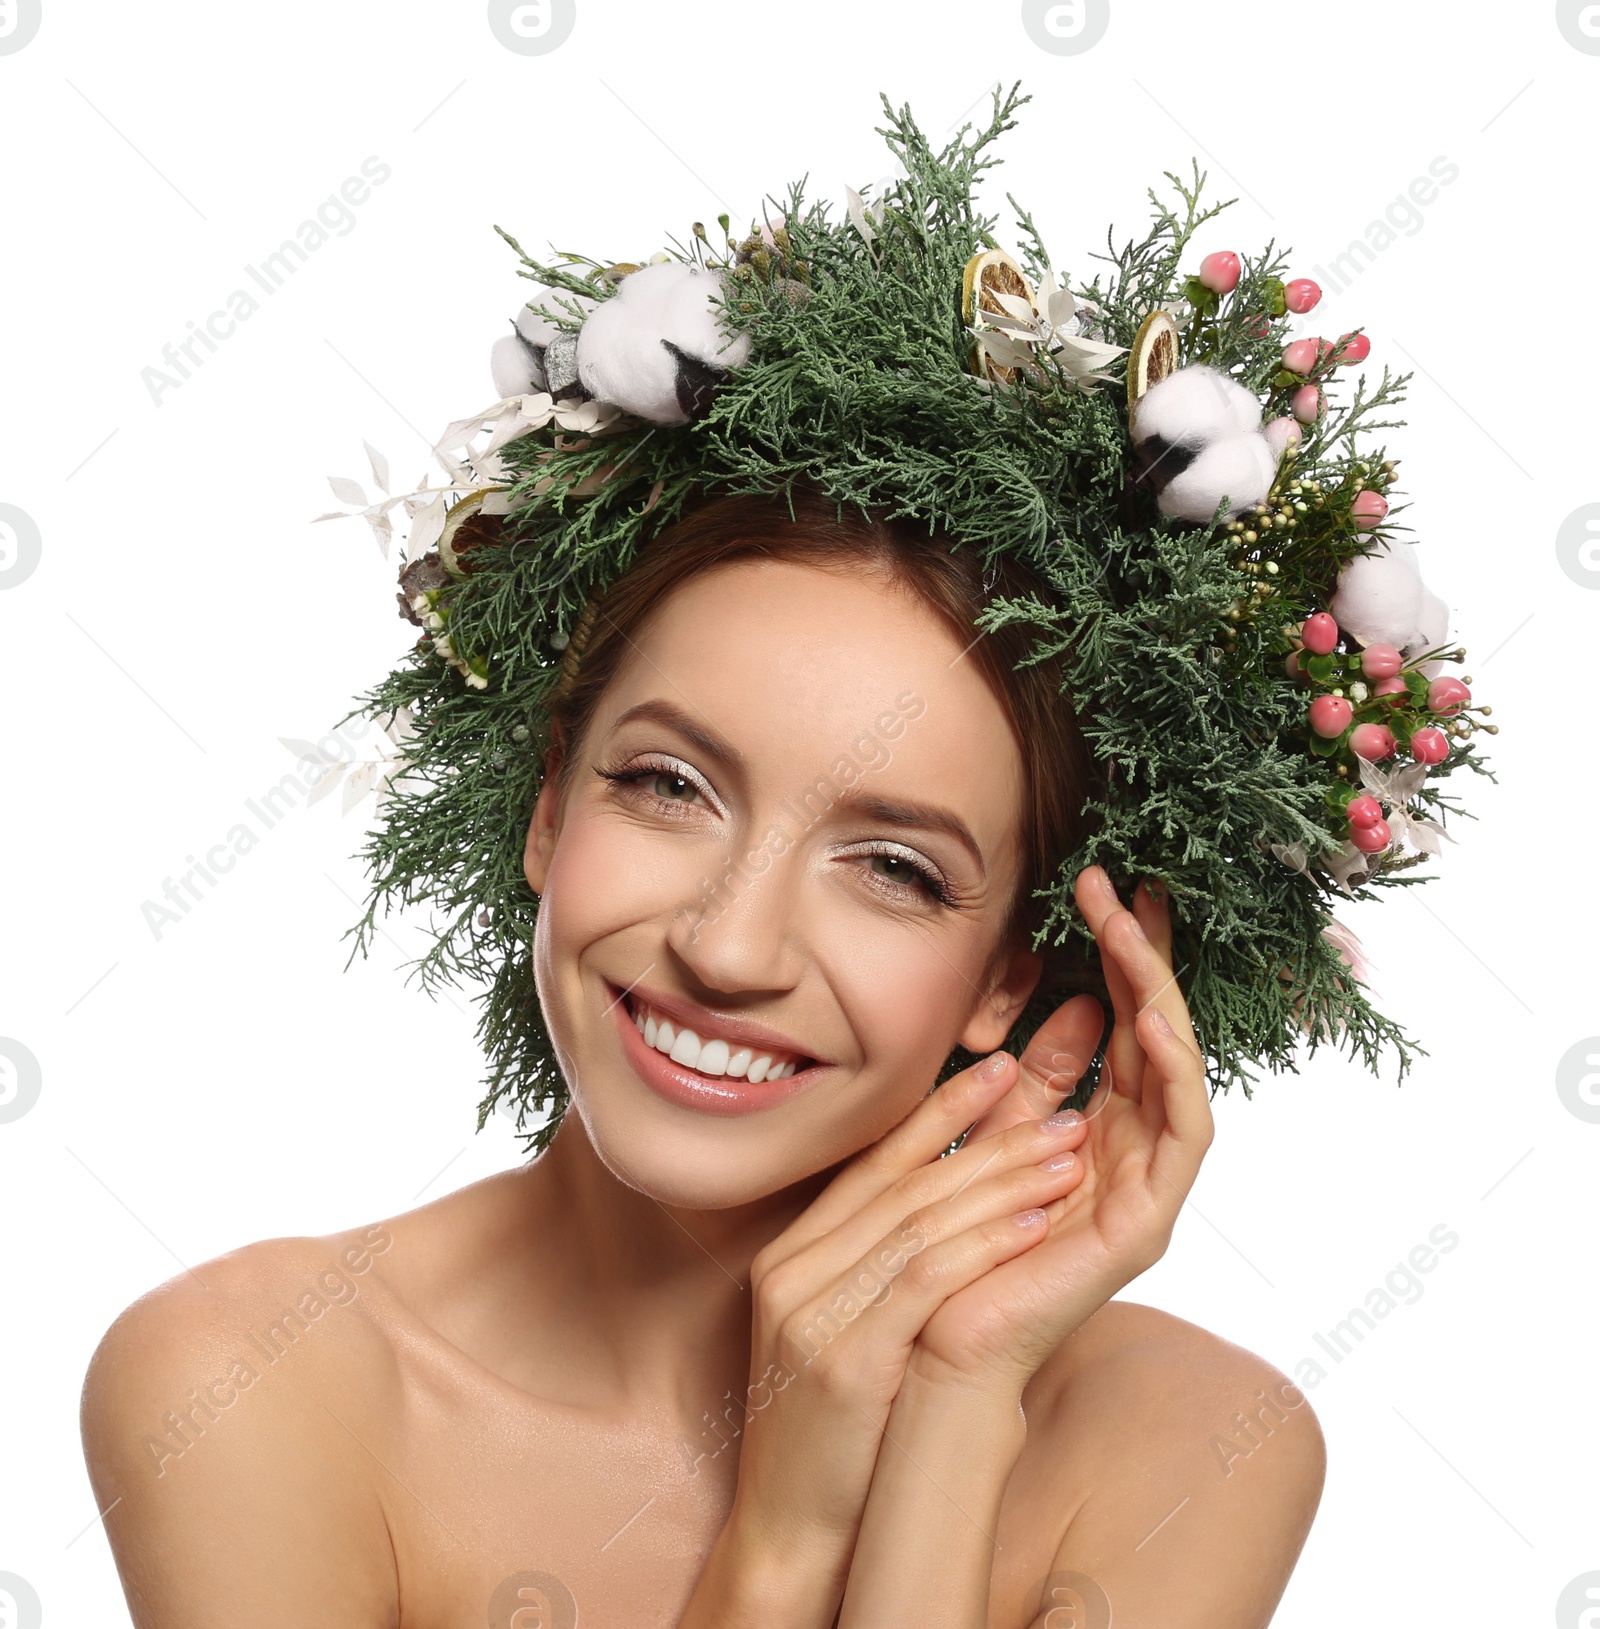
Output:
(544, 484), (1097, 989)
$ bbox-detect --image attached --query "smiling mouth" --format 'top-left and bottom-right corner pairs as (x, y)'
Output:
(622, 990), (814, 1083)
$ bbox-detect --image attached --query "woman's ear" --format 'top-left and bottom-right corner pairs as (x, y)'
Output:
(522, 738), (566, 897)
(958, 940), (1044, 1056)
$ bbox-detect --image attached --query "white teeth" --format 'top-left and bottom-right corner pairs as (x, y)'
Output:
(631, 1001), (804, 1083)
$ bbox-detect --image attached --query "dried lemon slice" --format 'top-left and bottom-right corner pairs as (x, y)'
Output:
(438, 488), (513, 579)
(1126, 309), (1181, 413)
(961, 248), (1035, 383)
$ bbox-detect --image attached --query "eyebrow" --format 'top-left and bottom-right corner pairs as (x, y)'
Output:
(611, 699), (745, 770)
(607, 698), (987, 878)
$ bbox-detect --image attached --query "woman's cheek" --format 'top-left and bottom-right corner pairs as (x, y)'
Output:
(531, 810), (659, 1054)
(827, 930), (988, 1118)
(544, 806), (701, 942)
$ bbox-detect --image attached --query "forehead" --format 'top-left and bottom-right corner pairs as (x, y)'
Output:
(599, 555), (1027, 847)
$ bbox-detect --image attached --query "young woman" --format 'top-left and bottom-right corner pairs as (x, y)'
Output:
(79, 488), (1326, 1627)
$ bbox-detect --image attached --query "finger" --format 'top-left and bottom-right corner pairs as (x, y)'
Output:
(781, 1155), (1091, 1372)
(1074, 868), (1148, 1104)
(784, 1113), (1093, 1287)
(1079, 867), (1197, 1054)
(768, 1050), (1023, 1261)
(1138, 1005), (1214, 1197)
(1132, 877), (1174, 966)
(1128, 883), (1178, 1137)
(959, 992), (1105, 1146)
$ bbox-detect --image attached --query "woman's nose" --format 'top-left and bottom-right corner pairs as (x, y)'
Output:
(665, 839), (803, 994)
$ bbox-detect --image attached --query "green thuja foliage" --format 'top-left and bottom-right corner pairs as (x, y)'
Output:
(346, 84), (1488, 1152)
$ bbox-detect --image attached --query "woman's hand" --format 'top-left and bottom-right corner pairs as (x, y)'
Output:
(908, 864), (1215, 1396)
(708, 1044), (1093, 1605)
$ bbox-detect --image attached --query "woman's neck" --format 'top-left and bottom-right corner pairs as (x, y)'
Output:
(501, 1110), (830, 1414)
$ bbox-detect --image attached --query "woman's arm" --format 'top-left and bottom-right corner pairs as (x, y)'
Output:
(671, 1062), (1094, 1628)
(837, 1329), (1327, 1629)
(835, 872), (1224, 1625)
(835, 1356), (1028, 1628)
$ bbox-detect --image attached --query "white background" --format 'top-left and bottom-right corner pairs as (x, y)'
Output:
(1, 1), (1595, 1623)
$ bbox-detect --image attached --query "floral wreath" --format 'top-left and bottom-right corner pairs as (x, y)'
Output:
(318, 85), (1494, 1150)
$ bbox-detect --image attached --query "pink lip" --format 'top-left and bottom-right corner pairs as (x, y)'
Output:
(622, 978), (826, 1066)
(606, 981), (832, 1117)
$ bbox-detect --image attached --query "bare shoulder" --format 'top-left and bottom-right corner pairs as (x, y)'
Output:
(81, 1219), (405, 1454)
(80, 1222), (404, 1628)
(1039, 1296), (1321, 1416)
(1009, 1299), (1325, 1627)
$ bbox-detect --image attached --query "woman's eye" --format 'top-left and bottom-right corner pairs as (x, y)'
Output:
(647, 771), (699, 804)
(593, 758), (713, 812)
(869, 853), (920, 887)
(860, 848), (952, 905)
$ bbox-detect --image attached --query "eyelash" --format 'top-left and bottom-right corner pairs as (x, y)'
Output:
(593, 754), (956, 907)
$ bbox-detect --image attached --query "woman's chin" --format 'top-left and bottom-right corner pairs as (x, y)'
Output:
(578, 1109), (821, 1212)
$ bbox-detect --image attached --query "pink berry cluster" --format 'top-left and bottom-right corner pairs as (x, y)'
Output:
(1195, 251), (1373, 427)
(1277, 326), (1372, 428)
(1190, 245), (1492, 875)
(1289, 610), (1493, 856)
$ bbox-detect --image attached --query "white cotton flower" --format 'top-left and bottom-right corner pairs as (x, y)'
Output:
(490, 333), (539, 399)
(1329, 538), (1452, 677)
(575, 261), (752, 424)
(1131, 365), (1278, 522)
(489, 287), (599, 398)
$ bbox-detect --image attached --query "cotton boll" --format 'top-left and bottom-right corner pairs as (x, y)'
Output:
(1329, 538), (1428, 651)
(488, 288), (599, 398)
(1132, 364), (1279, 520)
(490, 331), (543, 398)
(1158, 434), (1277, 521)
(576, 262), (754, 424)
(1134, 364), (1263, 443)
(1402, 585), (1452, 677)
(515, 289), (596, 350)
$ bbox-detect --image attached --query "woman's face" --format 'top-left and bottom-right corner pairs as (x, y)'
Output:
(524, 556), (1043, 1209)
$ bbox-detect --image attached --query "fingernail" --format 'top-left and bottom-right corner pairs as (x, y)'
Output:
(1097, 868), (1118, 901)
(977, 1051), (1010, 1081)
(1043, 1108), (1081, 1129)
(1127, 912), (1148, 941)
(1150, 1010), (1173, 1035)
